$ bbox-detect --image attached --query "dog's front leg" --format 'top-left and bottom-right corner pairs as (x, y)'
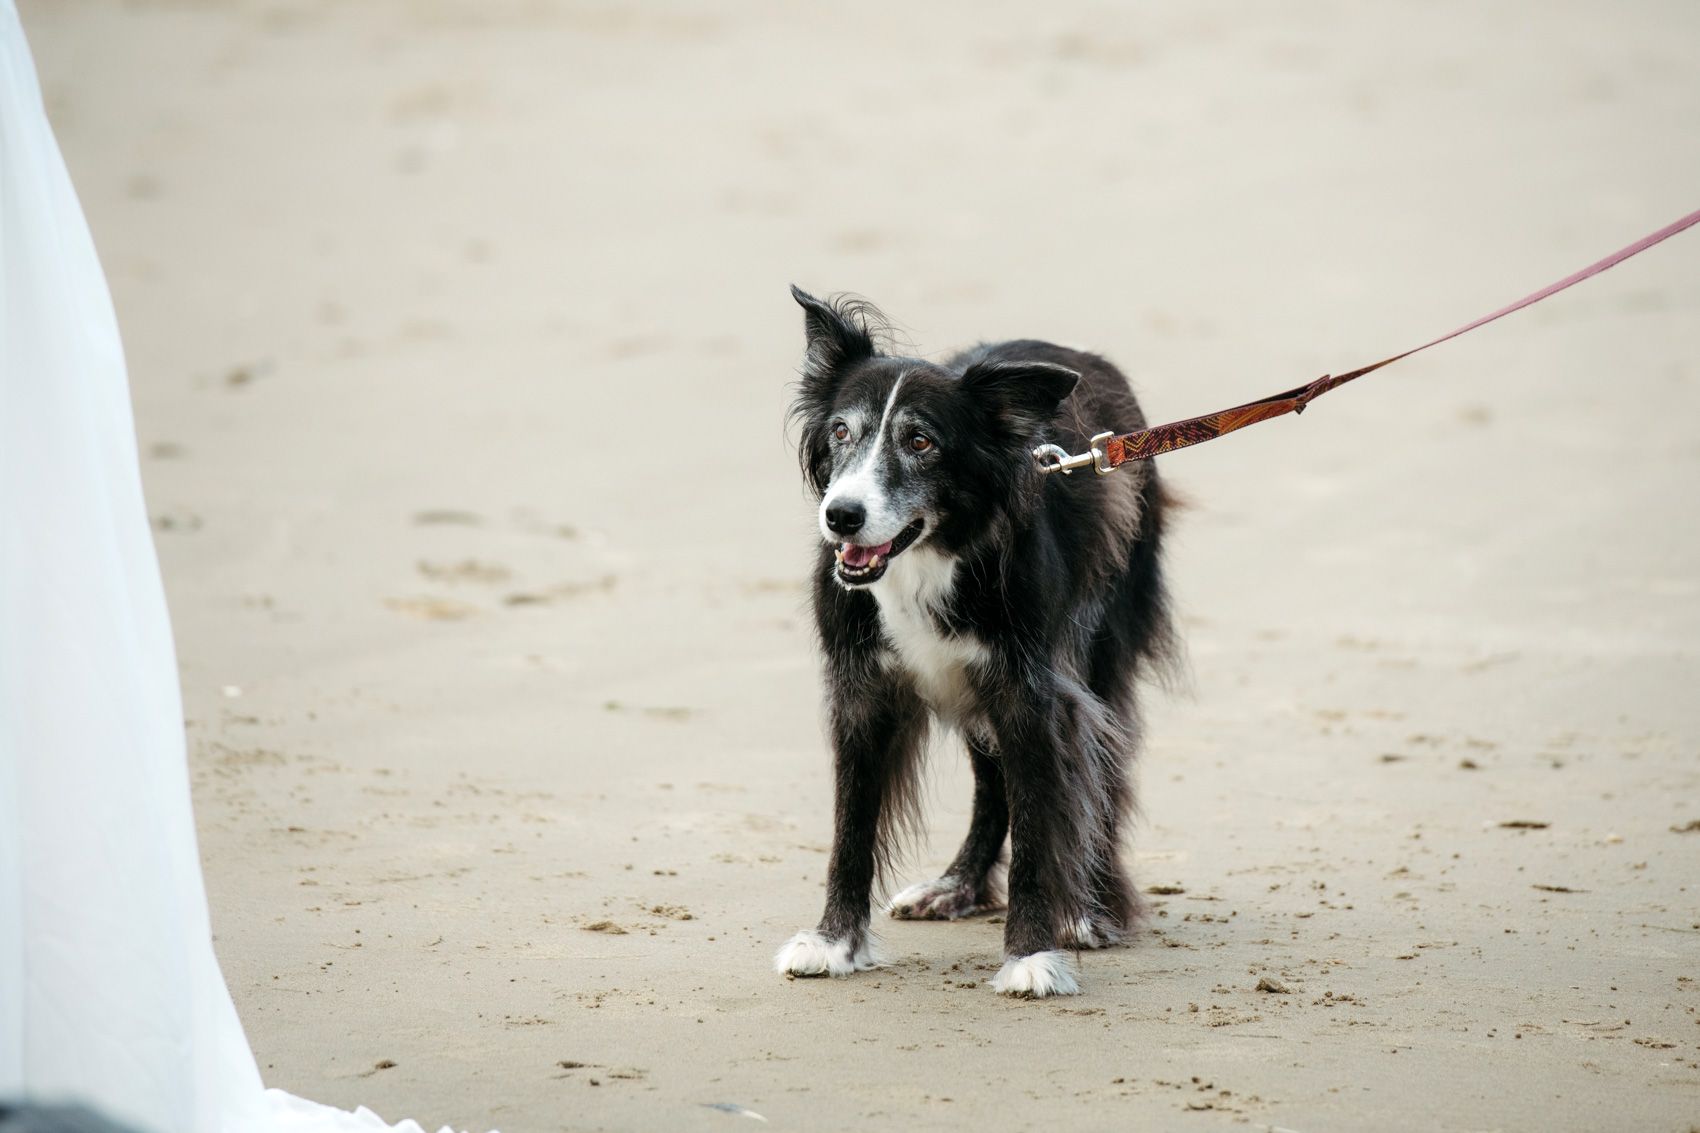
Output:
(775, 680), (923, 978)
(985, 677), (1091, 997)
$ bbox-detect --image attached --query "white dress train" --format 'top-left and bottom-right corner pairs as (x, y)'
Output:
(0, 7), (473, 1131)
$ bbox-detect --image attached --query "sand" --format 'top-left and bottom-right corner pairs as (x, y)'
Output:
(19, 1), (1700, 1129)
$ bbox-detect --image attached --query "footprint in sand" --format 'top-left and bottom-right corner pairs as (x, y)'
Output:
(385, 595), (478, 621)
(416, 559), (512, 585)
(411, 508), (483, 527)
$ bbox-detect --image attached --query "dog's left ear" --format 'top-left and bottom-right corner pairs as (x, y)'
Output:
(960, 360), (1080, 430)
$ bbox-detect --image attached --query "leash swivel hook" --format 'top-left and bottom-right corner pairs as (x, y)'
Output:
(1032, 432), (1117, 476)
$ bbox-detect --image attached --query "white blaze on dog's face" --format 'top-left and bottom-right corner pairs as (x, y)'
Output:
(789, 286), (1081, 592)
(816, 368), (939, 588)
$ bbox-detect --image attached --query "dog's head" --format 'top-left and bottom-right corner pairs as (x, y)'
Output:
(788, 286), (1078, 589)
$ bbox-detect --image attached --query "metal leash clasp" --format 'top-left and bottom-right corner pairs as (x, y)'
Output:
(1032, 431), (1117, 476)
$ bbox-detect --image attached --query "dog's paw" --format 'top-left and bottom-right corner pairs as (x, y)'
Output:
(887, 874), (1000, 920)
(990, 950), (1080, 998)
(1061, 914), (1123, 950)
(773, 929), (883, 978)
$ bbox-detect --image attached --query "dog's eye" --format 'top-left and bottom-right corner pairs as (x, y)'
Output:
(908, 433), (933, 453)
(832, 422), (850, 442)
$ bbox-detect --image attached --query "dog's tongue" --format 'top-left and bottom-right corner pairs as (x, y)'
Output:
(841, 539), (894, 568)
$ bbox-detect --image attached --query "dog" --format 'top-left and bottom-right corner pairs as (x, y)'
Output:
(773, 287), (1178, 997)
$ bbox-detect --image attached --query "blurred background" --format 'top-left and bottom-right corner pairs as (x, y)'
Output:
(20, 1), (1699, 1129)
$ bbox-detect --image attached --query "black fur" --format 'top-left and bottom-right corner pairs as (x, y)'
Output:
(777, 288), (1178, 994)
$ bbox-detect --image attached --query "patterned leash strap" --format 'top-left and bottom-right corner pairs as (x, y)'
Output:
(1033, 206), (1700, 475)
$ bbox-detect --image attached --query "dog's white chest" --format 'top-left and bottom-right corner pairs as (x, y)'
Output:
(873, 550), (988, 724)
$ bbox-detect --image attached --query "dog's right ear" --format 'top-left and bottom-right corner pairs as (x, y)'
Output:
(790, 287), (877, 495)
(788, 287), (884, 496)
(791, 285), (877, 384)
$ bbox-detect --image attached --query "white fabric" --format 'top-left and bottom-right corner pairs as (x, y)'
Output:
(0, 7), (469, 1131)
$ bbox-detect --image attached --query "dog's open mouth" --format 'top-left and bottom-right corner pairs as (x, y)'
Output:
(834, 519), (924, 586)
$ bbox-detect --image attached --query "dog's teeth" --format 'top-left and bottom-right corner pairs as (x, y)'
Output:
(869, 555), (882, 569)
(835, 548), (844, 561)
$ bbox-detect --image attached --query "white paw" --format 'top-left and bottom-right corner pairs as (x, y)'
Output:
(773, 929), (883, 978)
(887, 876), (976, 920)
(1062, 914), (1122, 950)
(990, 950), (1081, 998)
(888, 865), (1007, 920)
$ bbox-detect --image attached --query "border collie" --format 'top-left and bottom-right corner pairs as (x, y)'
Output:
(774, 287), (1177, 997)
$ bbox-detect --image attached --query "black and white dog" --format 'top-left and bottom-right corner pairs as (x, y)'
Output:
(774, 287), (1178, 997)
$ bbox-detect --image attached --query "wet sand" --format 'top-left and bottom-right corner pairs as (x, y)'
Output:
(20, 1), (1700, 1129)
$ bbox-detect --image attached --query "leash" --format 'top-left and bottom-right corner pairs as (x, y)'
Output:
(1033, 207), (1700, 475)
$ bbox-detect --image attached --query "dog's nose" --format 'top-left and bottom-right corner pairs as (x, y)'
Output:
(824, 501), (866, 537)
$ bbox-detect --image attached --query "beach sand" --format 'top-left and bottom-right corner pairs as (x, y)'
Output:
(19, 1), (1700, 1129)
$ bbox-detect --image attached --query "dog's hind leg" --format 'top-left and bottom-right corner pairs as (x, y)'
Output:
(775, 679), (927, 979)
(888, 735), (1008, 921)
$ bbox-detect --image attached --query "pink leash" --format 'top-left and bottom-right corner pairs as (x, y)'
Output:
(1034, 207), (1700, 475)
